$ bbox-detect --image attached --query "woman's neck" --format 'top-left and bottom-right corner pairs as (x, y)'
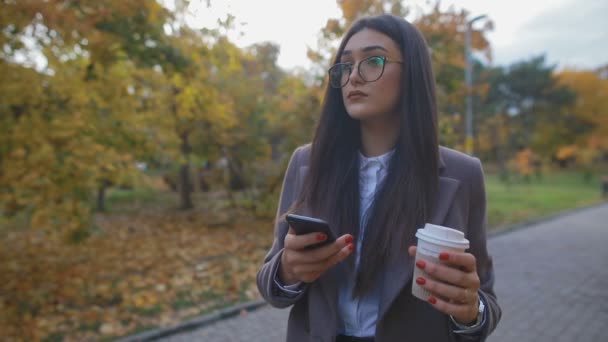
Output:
(359, 115), (400, 157)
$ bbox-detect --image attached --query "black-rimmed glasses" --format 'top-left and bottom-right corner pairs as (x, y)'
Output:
(327, 55), (403, 88)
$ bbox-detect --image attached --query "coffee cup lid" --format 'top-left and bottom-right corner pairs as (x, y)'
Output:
(415, 223), (469, 249)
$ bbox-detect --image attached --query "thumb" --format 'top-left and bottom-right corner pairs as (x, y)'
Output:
(408, 245), (417, 257)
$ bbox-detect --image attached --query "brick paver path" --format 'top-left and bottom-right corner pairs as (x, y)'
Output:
(159, 204), (608, 342)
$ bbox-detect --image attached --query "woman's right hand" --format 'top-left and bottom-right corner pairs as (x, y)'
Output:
(279, 228), (355, 284)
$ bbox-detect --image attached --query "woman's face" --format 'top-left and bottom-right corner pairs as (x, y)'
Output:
(339, 28), (404, 122)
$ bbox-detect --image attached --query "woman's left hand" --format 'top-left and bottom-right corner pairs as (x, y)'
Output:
(408, 246), (480, 325)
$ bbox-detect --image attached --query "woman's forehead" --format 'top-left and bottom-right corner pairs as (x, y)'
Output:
(342, 28), (400, 56)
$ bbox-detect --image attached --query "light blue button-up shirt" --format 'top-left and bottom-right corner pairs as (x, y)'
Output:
(337, 149), (394, 336)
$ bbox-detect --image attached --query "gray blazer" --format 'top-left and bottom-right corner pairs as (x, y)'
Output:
(257, 144), (501, 342)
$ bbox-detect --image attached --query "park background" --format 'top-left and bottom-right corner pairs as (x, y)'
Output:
(1, 0), (607, 341)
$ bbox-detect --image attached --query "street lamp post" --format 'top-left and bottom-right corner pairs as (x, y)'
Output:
(465, 14), (487, 155)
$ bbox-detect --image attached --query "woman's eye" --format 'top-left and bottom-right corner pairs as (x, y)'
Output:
(367, 57), (385, 66)
(341, 64), (353, 72)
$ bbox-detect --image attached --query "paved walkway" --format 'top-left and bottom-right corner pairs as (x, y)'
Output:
(159, 204), (608, 342)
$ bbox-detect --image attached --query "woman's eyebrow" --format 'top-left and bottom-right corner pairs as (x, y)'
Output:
(342, 45), (389, 56)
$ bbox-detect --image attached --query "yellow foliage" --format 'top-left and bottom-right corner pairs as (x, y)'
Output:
(556, 145), (579, 161)
(0, 59), (143, 231)
(576, 148), (599, 168)
(438, 113), (464, 149)
(513, 148), (537, 176)
(556, 144), (600, 170)
(476, 115), (509, 155)
(340, 0), (366, 21)
(556, 69), (608, 153)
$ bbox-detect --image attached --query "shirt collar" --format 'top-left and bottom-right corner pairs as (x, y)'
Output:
(358, 149), (395, 171)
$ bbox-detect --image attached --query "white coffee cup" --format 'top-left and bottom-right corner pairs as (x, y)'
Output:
(411, 223), (470, 301)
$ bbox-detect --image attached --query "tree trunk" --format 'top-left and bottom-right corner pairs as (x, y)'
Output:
(197, 167), (211, 192)
(222, 147), (247, 191)
(171, 84), (193, 210)
(96, 179), (111, 212)
(492, 120), (507, 177)
(178, 133), (193, 209)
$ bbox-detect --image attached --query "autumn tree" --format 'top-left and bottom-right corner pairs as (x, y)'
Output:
(0, 0), (187, 234)
(474, 65), (516, 172)
(413, 4), (491, 150)
(556, 69), (608, 149)
(165, 28), (236, 209)
(207, 38), (294, 216)
(555, 68), (608, 176)
(477, 56), (576, 164)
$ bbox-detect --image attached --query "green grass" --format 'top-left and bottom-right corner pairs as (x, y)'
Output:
(41, 333), (65, 342)
(485, 171), (605, 230)
(106, 187), (159, 202)
(103, 187), (194, 215)
(171, 292), (197, 310)
(78, 321), (102, 333)
(103, 171), (606, 231)
(130, 304), (163, 317)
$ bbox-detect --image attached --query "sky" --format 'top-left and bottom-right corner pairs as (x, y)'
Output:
(187, 0), (608, 71)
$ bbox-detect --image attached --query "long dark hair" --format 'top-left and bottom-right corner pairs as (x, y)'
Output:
(296, 14), (439, 297)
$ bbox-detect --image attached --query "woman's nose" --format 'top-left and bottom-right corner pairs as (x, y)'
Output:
(348, 64), (364, 85)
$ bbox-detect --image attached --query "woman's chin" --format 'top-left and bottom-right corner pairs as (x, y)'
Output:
(346, 110), (386, 122)
(346, 108), (374, 121)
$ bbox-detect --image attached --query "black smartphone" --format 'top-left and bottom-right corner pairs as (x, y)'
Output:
(285, 214), (337, 250)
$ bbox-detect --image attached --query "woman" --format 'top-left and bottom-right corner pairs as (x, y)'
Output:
(257, 14), (501, 342)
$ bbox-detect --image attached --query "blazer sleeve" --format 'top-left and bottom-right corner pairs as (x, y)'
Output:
(452, 158), (502, 342)
(256, 146), (309, 308)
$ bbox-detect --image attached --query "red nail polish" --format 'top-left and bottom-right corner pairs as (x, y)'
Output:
(317, 233), (327, 241)
(345, 235), (354, 244)
(428, 296), (437, 304)
(416, 260), (426, 269)
(416, 277), (426, 285)
(439, 252), (449, 261)
(348, 243), (355, 251)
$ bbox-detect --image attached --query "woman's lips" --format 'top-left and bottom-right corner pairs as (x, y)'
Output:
(347, 91), (368, 100)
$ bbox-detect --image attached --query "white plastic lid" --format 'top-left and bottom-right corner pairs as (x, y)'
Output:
(415, 223), (470, 249)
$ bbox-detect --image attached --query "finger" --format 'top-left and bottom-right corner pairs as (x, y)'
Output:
(416, 259), (480, 289)
(416, 276), (477, 304)
(322, 242), (355, 268)
(427, 294), (479, 324)
(283, 227), (296, 245)
(301, 234), (353, 261)
(438, 251), (477, 273)
(287, 234), (354, 264)
(291, 243), (354, 284)
(408, 245), (416, 257)
(293, 243), (354, 274)
(302, 235), (355, 264)
(284, 230), (334, 251)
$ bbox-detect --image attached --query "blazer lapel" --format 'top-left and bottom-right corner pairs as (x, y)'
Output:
(377, 175), (461, 320)
(429, 176), (461, 225)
